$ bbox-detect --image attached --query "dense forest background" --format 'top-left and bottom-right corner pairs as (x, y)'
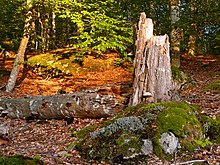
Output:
(0, 1), (219, 164)
(0, 0), (219, 58)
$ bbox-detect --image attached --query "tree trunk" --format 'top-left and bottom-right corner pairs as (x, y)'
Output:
(0, 86), (128, 119)
(129, 13), (174, 106)
(5, 0), (33, 92)
(45, 12), (50, 51)
(52, 12), (56, 49)
(188, 1), (197, 56)
(170, 0), (181, 68)
(38, 12), (45, 52)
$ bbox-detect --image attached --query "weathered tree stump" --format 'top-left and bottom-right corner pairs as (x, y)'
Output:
(129, 12), (174, 106)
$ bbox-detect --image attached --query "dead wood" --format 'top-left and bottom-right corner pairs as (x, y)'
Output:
(0, 85), (129, 119)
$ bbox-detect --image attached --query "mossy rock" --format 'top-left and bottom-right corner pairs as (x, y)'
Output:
(73, 102), (205, 163)
(0, 155), (44, 165)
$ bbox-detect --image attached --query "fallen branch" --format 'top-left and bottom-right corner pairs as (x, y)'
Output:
(0, 86), (128, 119)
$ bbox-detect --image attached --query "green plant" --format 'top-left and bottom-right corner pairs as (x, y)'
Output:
(195, 139), (213, 148)
(59, 0), (133, 57)
(171, 66), (186, 82)
(204, 80), (220, 94)
(114, 56), (133, 68)
(72, 52), (84, 66)
(0, 155), (44, 165)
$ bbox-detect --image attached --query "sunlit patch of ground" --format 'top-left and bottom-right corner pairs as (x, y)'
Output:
(0, 48), (133, 97)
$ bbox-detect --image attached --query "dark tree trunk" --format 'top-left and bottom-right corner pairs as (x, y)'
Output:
(129, 13), (175, 106)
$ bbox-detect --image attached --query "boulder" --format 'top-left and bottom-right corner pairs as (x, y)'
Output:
(72, 102), (205, 163)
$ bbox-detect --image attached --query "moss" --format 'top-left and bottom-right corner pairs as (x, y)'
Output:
(73, 125), (97, 138)
(158, 108), (188, 136)
(74, 101), (205, 162)
(0, 155), (44, 165)
(27, 49), (116, 78)
(156, 102), (203, 153)
(171, 66), (186, 82)
(115, 132), (143, 157)
(152, 134), (163, 158)
(200, 115), (220, 143)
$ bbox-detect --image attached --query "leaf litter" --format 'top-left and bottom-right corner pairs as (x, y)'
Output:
(0, 53), (219, 164)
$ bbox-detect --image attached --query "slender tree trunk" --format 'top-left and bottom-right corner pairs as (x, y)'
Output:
(170, 0), (181, 68)
(188, 1), (197, 56)
(30, 7), (37, 51)
(38, 12), (45, 52)
(6, 0), (33, 92)
(52, 12), (56, 49)
(45, 12), (50, 51)
(66, 19), (70, 47)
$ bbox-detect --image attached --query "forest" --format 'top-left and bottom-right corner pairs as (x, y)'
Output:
(0, 0), (219, 164)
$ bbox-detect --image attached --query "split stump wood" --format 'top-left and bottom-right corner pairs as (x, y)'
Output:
(129, 12), (174, 106)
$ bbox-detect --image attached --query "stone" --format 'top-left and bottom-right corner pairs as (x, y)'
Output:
(159, 132), (179, 154)
(141, 139), (153, 155)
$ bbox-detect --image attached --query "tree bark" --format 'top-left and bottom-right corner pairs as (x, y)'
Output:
(5, 0), (33, 92)
(188, 1), (197, 56)
(129, 13), (174, 106)
(0, 86), (128, 119)
(52, 12), (56, 49)
(130, 12), (154, 106)
(170, 0), (181, 68)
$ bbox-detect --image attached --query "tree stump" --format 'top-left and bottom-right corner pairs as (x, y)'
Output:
(129, 12), (174, 106)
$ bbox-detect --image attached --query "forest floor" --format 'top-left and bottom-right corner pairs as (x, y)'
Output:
(0, 50), (219, 164)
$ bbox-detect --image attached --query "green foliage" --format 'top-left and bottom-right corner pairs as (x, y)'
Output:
(0, 0), (219, 57)
(204, 80), (220, 94)
(58, 0), (133, 57)
(0, 155), (44, 165)
(114, 56), (133, 68)
(200, 115), (220, 143)
(0, 0), (24, 50)
(171, 66), (186, 82)
(195, 139), (213, 148)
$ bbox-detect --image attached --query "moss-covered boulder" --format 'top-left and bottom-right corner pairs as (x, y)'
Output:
(72, 102), (206, 163)
(0, 155), (44, 165)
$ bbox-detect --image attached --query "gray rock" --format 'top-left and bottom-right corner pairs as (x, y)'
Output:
(159, 132), (179, 154)
(141, 139), (153, 155)
(90, 116), (143, 138)
(0, 123), (9, 137)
